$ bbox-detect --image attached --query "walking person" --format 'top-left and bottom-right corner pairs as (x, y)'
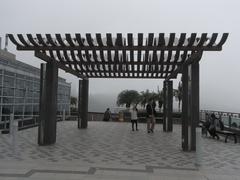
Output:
(146, 100), (156, 133)
(130, 105), (138, 131)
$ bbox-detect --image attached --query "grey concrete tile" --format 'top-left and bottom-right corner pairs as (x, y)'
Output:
(0, 121), (240, 179)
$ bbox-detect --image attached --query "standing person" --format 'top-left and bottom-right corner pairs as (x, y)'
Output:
(202, 114), (211, 136)
(209, 113), (220, 139)
(146, 100), (156, 133)
(130, 105), (138, 131)
(103, 108), (111, 121)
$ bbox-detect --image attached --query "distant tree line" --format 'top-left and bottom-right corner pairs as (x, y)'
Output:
(70, 96), (78, 113)
(116, 82), (182, 112)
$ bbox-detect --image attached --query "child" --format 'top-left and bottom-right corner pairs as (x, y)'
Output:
(131, 106), (138, 131)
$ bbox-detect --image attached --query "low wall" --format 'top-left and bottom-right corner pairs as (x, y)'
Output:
(87, 112), (106, 121)
(87, 111), (182, 124)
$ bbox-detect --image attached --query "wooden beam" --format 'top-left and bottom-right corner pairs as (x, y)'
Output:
(17, 45), (222, 51)
(57, 58), (184, 66)
(207, 33), (218, 47)
(165, 51), (203, 80)
(35, 51), (85, 78)
(9, 33), (228, 52)
(87, 74), (177, 79)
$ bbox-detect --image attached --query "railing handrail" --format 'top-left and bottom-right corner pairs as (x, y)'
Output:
(200, 109), (240, 115)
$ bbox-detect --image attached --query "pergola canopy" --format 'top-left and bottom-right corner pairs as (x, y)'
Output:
(7, 32), (229, 149)
(8, 33), (228, 79)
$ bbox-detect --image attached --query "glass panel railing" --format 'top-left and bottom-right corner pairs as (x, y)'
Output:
(200, 110), (240, 130)
(221, 116), (229, 126)
(231, 117), (240, 129)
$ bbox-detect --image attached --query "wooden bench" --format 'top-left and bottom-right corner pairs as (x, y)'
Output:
(199, 122), (237, 143)
(216, 130), (237, 143)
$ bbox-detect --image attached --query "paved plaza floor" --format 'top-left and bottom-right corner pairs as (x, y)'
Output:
(0, 121), (240, 180)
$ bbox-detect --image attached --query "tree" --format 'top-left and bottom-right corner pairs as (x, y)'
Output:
(139, 89), (152, 108)
(70, 96), (77, 108)
(148, 90), (164, 112)
(117, 90), (140, 108)
(155, 89), (164, 112)
(173, 82), (182, 112)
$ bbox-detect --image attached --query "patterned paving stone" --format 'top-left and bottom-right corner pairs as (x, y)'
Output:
(0, 121), (240, 173)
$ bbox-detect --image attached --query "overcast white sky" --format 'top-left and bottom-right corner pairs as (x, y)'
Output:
(0, 0), (239, 112)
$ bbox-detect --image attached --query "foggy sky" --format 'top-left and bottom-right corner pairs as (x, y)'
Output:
(0, 0), (239, 112)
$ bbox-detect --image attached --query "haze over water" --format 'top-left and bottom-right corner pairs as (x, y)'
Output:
(1, 0), (239, 113)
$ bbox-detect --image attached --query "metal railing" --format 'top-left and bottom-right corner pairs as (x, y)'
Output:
(0, 114), (67, 133)
(200, 110), (240, 130)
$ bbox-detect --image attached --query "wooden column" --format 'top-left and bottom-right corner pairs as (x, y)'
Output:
(163, 81), (167, 132)
(182, 64), (189, 151)
(163, 80), (173, 132)
(181, 61), (199, 151)
(38, 62), (58, 145)
(190, 61), (199, 151)
(78, 79), (89, 129)
(78, 79), (82, 129)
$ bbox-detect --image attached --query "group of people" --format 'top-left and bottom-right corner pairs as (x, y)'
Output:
(103, 106), (225, 136)
(203, 113), (224, 139)
(126, 100), (156, 132)
(103, 99), (156, 133)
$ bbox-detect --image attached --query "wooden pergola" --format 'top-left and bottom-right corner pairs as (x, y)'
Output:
(9, 33), (228, 151)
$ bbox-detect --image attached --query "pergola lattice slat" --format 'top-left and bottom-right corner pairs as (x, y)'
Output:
(8, 33), (228, 79)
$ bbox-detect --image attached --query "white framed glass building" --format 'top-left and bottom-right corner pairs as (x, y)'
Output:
(0, 49), (71, 129)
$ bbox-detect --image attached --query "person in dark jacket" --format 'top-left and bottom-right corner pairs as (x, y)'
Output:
(209, 113), (220, 139)
(103, 108), (111, 121)
(146, 100), (156, 133)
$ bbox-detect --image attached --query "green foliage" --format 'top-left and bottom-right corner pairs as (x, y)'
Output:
(138, 89), (163, 110)
(156, 89), (164, 110)
(139, 89), (153, 108)
(70, 107), (78, 113)
(116, 88), (164, 111)
(117, 90), (140, 108)
(173, 82), (182, 111)
(70, 96), (77, 107)
(116, 81), (182, 112)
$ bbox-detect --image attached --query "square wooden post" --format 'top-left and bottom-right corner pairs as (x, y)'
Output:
(182, 64), (189, 151)
(78, 79), (89, 129)
(38, 62), (58, 145)
(190, 61), (199, 151)
(163, 80), (173, 132)
(182, 60), (199, 151)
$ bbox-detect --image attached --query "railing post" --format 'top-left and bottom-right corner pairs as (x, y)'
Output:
(228, 114), (232, 128)
(63, 109), (66, 121)
(3, 117), (7, 130)
(9, 113), (14, 135)
(21, 117), (24, 128)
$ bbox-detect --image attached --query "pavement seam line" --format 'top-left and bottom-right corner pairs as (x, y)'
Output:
(0, 165), (199, 177)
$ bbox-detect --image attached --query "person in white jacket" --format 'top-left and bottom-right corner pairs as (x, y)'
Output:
(130, 106), (138, 131)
